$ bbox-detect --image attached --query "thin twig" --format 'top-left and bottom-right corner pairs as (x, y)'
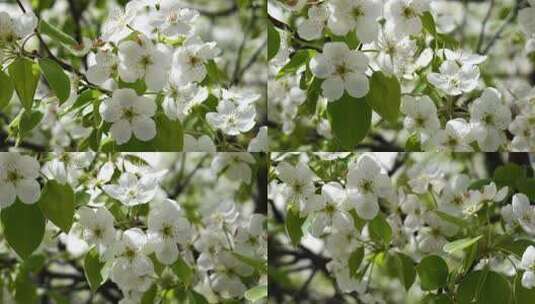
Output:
(476, 0), (495, 53)
(480, 0), (520, 54)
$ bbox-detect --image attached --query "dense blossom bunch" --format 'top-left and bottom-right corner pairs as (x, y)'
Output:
(0, 152), (267, 303)
(268, 0), (535, 151)
(0, 0), (266, 151)
(269, 152), (535, 302)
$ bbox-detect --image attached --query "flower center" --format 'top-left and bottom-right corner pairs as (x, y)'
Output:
(352, 6), (364, 18)
(324, 203), (336, 215)
(6, 170), (22, 184)
(483, 114), (494, 125)
(122, 108), (136, 122)
(188, 56), (200, 65)
(141, 55), (153, 67)
(162, 224), (173, 237)
(360, 180), (374, 193)
(335, 65), (348, 79)
(402, 6), (416, 19)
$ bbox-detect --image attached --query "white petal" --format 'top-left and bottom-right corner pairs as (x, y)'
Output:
(322, 77), (344, 101)
(0, 183), (16, 208)
(16, 179), (40, 204)
(110, 120), (133, 144)
(132, 117), (156, 141)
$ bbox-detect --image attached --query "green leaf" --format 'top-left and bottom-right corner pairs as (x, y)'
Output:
(276, 50), (312, 79)
(244, 285), (267, 301)
(205, 60), (228, 84)
(38, 20), (78, 46)
(421, 294), (452, 304)
(416, 255), (448, 291)
(84, 247), (106, 292)
(19, 109), (44, 138)
(389, 253), (416, 291)
(327, 94), (372, 150)
(517, 178), (535, 201)
(71, 89), (100, 111)
(0, 199), (45, 259)
(493, 164), (525, 189)
(0, 69), (14, 109)
(37, 180), (75, 233)
(457, 270), (483, 304)
(443, 236), (482, 254)
(420, 11), (437, 36)
(479, 271), (511, 304)
(267, 21), (280, 61)
(232, 252), (267, 274)
(468, 179), (493, 190)
(302, 77), (321, 115)
(434, 210), (468, 228)
(515, 272), (535, 304)
(152, 113), (184, 151)
(39, 58), (71, 104)
(348, 247), (364, 277)
(187, 290), (209, 304)
(14, 269), (37, 304)
(495, 237), (535, 258)
(141, 284), (157, 304)
(286, 206), (305, 246)
(368, 213), (392, 246)
(172, 256), (194, 287)
(366, 71), (401, 123)
(405, 133), (421, 151)
(8, 57), (40, 111)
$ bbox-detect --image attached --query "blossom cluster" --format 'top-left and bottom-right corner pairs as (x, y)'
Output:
(269, 152), (535, 301)
(0, 152), (267, 303)
(0, 0), (267, 151)
(268, 0), (535, 151)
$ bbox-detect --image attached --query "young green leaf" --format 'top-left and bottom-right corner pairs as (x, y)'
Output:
(172, 256), (194, 287)
(244, 285), (267, 301)
(420, 11), (437, 36)
(443, 235), (482, 254)
(366, 71), (401, 123)
(394, 253), (416, 291)
(368, 213), (392, 246)
(39, 58), (71, 103)
(37, 180), (75, 233)
(478, 271), (511, 304)
(286, 206), (305, 246)
(416, 255), (448, 291)
(276, 50), (312, 79)
(268, 21), (280, 61)
(38, 20), (78, 46)
(493, 164), (525, 189)
(8, 57), (40, 111)
(0, 199), (46, 259)
(152, 113), (184, 151)
(327, 94), (372, 150)
(515, 272), (535, 304)
(405, 133), (421, 151)
(84, 247), (106, 292)
(0, 70), (14, 109)
(348, 247), (365, 277)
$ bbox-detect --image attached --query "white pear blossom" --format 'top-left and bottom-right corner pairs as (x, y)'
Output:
(149, 3), (198, 37)
(442, 49), (487, 66)
(385, 0), (430, 37)
(428, 118), (474, 151)
(275, 161), (316, 207)
(297, 4), (329, 41)
(346, 155), (393, 220)
(77, 207), (116, 255)
(101, 2), (142, 43)
(212, 153), (256, 184)
(247, 126), (269, 152)
(0, 11), (37, 43)
(172, 37), (220, 83)
(303, 183), (353, 237)
(513, 193), (535, 235)
(521, 246), (535, 289)
(118, 35), (171, 90)
(310, 42), (369, 101)
(102, 171), (162, 206)
(42, 152), (93, 185)
(206, 99), (256, 136)
(99, 88), (157, 144)
(111, 228), (154, 292)
(234, 214), (267, 258)
(401, 95), (440, 140)
(210, 252), (254, 299)
(327, 0), (382, 42)
(183, 134), (216, 152)
(162, 80), (208, 121)
(147, 199), (192, 264)
(427, 61), (480, 96)
(469, 88), (512, 151)
(0, 153), (41, 208)
(86, 50), (118, 85)
(509, 109), (535, 151)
